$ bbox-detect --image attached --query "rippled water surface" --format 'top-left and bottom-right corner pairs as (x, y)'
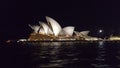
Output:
(0, 41), (120, 68)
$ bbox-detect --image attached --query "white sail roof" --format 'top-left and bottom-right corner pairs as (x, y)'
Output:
(79, 31), (90, 36)
(39, 21), (53, 34)
(46, 16), (62, 36)
(74, 31), (81, 36)
(28, 24), (34, 29)
(39, 22), (49, 34)
(63, 26), (75, 36)
(28, 24), (40, 33)
(39, 28), (45, 34)
(74, 31), (90, 37)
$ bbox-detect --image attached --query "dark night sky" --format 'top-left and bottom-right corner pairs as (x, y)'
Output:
(0, 0), (120, 40)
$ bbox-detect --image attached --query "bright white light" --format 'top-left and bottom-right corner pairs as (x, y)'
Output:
(99, 29), (103, 33)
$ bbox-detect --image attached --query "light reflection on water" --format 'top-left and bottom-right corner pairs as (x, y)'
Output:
(92, 41), (109, 68)
(1, 41), (120, 68)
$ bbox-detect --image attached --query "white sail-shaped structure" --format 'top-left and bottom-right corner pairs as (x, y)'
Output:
(62, 26), (75, 36)
(27, 16), (101, 41)
(29, 16), (76, 37)
(74, 31), (81, 36)
(39, 21), (53, 35)
(79, 31), (90, 36)
(39, 28), (45, 34)
(28, 24), (40, 33)
(74, 31), (90, 37)
(46, 16), (62, 36)
(39, 22), (48, 34)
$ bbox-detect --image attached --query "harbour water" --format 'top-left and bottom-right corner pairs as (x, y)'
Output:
(0, 41), (120, 68)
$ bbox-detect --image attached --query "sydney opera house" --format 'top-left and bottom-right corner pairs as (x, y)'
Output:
(27, 16), (101, 41)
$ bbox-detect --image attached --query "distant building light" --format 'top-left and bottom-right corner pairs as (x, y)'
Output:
(99, 29), (103, 33)
(17, 39), (27, 42)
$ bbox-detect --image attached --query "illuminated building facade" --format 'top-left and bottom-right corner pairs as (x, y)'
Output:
(28, 16), (100, 41)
